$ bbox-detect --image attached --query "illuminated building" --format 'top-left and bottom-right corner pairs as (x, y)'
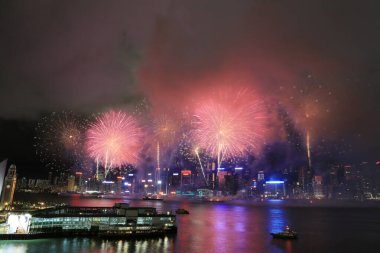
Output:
(313, 175), (324, 199)
(264, 181), (286, 199)
(258, 171), (265, 182)
(116, 176), (123, 193)
(0, 203), (176, 237)
(35, 179), (50, 190)
(156, 142), (161, 193)
(256, 171), (266, 196)
(0, 164), (17, 210)
(102, 180), (115, 193)
(180, 170), (192, 186)
(234, 167), (244, 188)
(197, 188), (213, 198)
(166, 172), (180, 193)
(28, 179), (36, 189)
(0, 160), (7, 202)
(75, 172), (84, 192)
(67, 175), (75, 192)
(207, 162), (217, 189)
(16, 177), (28, 190)
(217, 168), (228, 188)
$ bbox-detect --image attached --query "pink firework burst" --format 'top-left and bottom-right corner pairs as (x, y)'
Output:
(152, 114), (180, 146)
(86, 110), (142, 172)
(192, 87), (265, 167)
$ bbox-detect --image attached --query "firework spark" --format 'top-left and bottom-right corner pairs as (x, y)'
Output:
(85, 110), (142, 177)
(194, 147), (208, 186)
(192, 87), (265, 168)
(152, 114), (179, 146)
(151, 113), (182, 185)
(34, 111), (88, 172)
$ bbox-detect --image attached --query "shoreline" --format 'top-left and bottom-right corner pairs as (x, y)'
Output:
(12, 191), (380, 209)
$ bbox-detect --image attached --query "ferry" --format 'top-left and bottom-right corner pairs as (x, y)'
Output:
(0, 203), (176, 239)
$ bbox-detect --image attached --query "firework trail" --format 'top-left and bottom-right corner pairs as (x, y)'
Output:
(34, 111), (88, 172)
(192, 87), (265, 168)
(177, 134), (210, 185)
(85, 110), (142, 178)
(284, 75), (333, 171)
(306, 130), (312, 169)
(194, 147), (208, 186)
(151, 113), (182, 186)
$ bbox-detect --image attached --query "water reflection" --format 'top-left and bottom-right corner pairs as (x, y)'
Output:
(0, 243), (28, 253)
(268, 208), (287, 233)
(267, 208), (296, 253)
(0, 203), (291, 253)
(3, 196), (380, 253)
(100, 237), (174, 253)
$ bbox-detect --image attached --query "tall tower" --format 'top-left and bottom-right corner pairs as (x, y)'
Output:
(156, 142), (161, 193)
(0, 164), (17, 210)
(305, 131), (314, 196)
(0, 159), (7, 200)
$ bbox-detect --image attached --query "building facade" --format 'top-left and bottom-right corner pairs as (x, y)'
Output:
(0, 164), (17, 210)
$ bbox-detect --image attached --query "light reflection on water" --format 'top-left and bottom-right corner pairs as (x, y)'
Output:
(2, 196), (380, 253)
(0, 243), (28, 253)
(0, 237), (175, 253)
(268, 208), (286, 233)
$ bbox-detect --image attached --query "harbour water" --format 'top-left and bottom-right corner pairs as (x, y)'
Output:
(1, 194), (380, 253)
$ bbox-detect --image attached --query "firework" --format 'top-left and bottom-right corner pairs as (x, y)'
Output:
(150, 113), (182, 185)
(85, 110), (142, 177)
(284, 75), (332, 170)
(152, 114), (179, 146)
(194, 147), (208, 186)
(192, 87), (265, 168)
(177, 134), (199, 164)
(34, 111), (88, 172)
(177, 134), (210, 185)
(306, 130), (312, 169)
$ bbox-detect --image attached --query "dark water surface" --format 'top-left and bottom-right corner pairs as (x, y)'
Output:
(1, 194), (380, 253)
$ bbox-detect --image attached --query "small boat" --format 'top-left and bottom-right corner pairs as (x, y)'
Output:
(175, 208), (190, 214)
(142, 196), (164, 201)
(270, 226), (298, 240)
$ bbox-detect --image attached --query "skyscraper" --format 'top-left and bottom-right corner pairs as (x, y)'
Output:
(67, 175), (75, 192)
(0, 159), (7, 200)
(0, 164), (17, 210)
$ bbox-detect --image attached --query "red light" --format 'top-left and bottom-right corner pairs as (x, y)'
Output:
(181, 170), (192, 176)
(376, 161), (380, 165)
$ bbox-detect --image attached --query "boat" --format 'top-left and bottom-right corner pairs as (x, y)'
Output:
(97, 194), (127, 199)
(270, 226), (298, 240)
(175, 208), (189, 214)
(142, 195), (164, 201)
(0, 203), (176, 239)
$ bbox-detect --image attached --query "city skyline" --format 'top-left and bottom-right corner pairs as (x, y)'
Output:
(1, 2), (380, 252)
(0, 1), (379, 180)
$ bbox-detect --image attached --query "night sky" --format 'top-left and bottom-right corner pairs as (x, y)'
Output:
(0, 0), (379, 177)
